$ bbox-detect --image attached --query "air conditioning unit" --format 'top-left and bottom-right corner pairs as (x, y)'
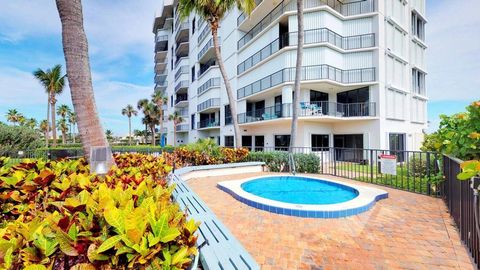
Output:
(90, 146), (113, 175)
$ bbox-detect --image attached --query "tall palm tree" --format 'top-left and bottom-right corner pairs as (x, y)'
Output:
(121, 104), (138, 145)
(152, 92), (168, 145)
(57, 118), (69, 145)
(17, 115), (26, 126)
(105, 129), (114, 142)
(55, 0), (113, 165)
(143, 103), (161, 146)
(168, 111), (184, 146)
(33, 64), (66, 147)
(39, 120), (50, 147)
(68, 112), (77, 143)
(57, 104), (71, 120)
(137, 98), (151, 144)
(178, 0), (256, 148)
(289, 0), (304, 153)
(6, 109), (21, 126)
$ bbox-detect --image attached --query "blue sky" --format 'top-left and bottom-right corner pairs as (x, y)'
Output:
(0, 0), (479, 135)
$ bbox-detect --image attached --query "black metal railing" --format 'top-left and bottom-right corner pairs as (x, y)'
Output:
(197, 119), (220, 129)
(197, 23), (211, 44)
(198, 37), (220, 60)
(197, 98), (220, 112)
(238, 0), (374, 49)
(198, 58), (217, 78)
(154, 36), (168, 53)
(176, 124), (189, 132)
(238, 103), (292, 124)
(237, 28), (375, 74)
(175, 56), (188, 68)
(237, 65), (376, 99)
(175, 80), (189, 93)
(198, 77), (221, 96)
(175, 94), (188, 105)
(175, 65), (189, 80)
(442, 156), (479, 267)
(237, 0), (264, 25)
(299, 101), (376, 117)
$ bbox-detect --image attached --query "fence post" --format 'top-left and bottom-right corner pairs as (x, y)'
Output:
(426, 152), (431, 195)
(370, 150), (374, 182)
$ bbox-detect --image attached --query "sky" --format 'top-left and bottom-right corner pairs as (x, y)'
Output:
(0, 0), (479, 136)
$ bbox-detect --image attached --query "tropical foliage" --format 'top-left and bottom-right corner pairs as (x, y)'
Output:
(0, 125), (43, 156)
(0, 153), (198, 269)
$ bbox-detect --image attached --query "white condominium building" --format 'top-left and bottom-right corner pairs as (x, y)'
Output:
(152, 0), (427, 153)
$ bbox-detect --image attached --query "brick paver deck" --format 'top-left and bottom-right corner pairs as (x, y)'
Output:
(188, 172), (475, 270)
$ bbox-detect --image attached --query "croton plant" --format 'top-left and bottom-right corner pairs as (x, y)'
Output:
(0, 154), (199, 270)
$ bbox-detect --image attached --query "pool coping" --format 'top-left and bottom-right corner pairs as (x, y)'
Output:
(217, 174), (388, 218)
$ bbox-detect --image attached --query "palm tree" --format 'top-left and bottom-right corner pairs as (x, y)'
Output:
(121, 105), (138, 145)
(55, 0), (113, 165)
(17, 115), (26, 126)
(57, 104), (71, 120)
(6, 109), (22, 126)
(57, 118), (69, 145)
(142, 103), (161, 146)
(168, 111), (184, 146)
(105, 130), (114, 142)
(25, 118), (37, 129)
(289, 0), (304, 153)
(178, 0), (256, 148)
(39, 120), (50, 147)
(152, 92), (168, 145)
(33, 65), (66, 147)
(68, 112), (77, 143)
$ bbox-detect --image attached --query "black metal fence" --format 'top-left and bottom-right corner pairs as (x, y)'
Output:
(442, 156), (479, 268)
(247, 147), (443, 196)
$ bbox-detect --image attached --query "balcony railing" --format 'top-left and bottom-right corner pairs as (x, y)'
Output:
(175, 56), (188, 68)
(197, 24), (211, 44)
(197, 119), (220, 129)
(197, 98), (220, 112)
(177, 108), (189, 118)
(237, 28), (375, 74)
(175, 65), (189, 80)
(175, 80), (189, 92)
(176, 124), (189, 132)
(198, 37), (220, 60)
(198, 58), (217, 78)
(175, 21), (189, 33)
(175, 94), (188, 105)
(237, 65), (376, 99)
(299, 101), (376, 117)
(198, 77), (221, 96)
(238, 0), (375, 49)
(154, 35), (168, 52)
(238, 103), (292, 124)
(237, 0), (264, 26)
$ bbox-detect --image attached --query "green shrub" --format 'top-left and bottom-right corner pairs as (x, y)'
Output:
(248, 151), (320, 173)
(0, 125), (42, 156)
(407, 153), (439, 178)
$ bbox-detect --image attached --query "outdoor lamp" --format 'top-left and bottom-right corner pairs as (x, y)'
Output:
(89, 146), (112, 175)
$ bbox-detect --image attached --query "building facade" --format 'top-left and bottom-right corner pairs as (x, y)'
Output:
(152, 0), (427, 152)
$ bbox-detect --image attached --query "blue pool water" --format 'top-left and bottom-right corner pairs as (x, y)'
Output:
(241, 176), (359, 205)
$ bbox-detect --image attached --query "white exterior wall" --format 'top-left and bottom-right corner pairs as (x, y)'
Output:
(153, 0), (428, 151)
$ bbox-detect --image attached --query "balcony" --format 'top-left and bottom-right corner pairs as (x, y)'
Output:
(237, 0), (375, 49)
(238, 103), (292, 124)
(197, 24), (211, 44)
(175, 22), (189, 42)
(198, 77), (221, 96)
(176, 124), (189, 132)
(175, 65), (189, 80)
(198, 58), (218, 78)
(177, 108), (189, 118)
(175, 80), (189, 93)
(175, 94), (188, 107)
(237, 0), (264, 26)
(155, 81), (168, 93)
(197, 119), (220, 129)
(197, 98), (220, 113)
(175, 41), (189, 58)
(155, 35), (168, 51)
(237, 28), (375, 74)
(175, 56), (189, 69)
(198, 37), (220, 63)
(154, 56), (167, 73)
(154, 71), (167, 84)
(237, 65), (376, 99)
(237, 101), (376, 124)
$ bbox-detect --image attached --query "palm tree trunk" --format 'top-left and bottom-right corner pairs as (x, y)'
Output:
(128, 116), (132, 145)
(289, 0), (304, 153)
(46, 96), (50, 148)
(62, 131), (66, 144)
(159, 110), (164, 146)
(151, 126), (156, 146)
(55, 0), (113, 165)
(51, 99), (57, 147)
(173, 125), (176, 147)
(72, 124), (76, 143)
(211, 24), (241, 148)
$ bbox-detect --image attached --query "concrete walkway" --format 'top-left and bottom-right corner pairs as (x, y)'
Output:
(188, 172), (474, 270)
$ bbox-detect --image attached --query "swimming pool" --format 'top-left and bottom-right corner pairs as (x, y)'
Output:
(218, 175), (388, 218)
(241, 176), (358, 205)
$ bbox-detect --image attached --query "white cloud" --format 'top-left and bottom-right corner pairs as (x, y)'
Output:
(426, 0), (480, 101)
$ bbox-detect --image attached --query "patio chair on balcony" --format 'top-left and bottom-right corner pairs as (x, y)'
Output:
(310, 104), (323, 115)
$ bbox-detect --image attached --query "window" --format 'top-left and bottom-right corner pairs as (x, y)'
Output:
(254, 136), (264, 151)
(389, 133), (406, 162)
(274, 135), (290, 151)
(412, 68), (426, 95)
(225, 136), (234, 147)
(224, 105), (232, 125)
(170, 95), (173, 107)
(242, 136), (252, 150)
(192, 17), (196, 34)
(333, 134), (364, 162)
(411, 12), (425, 41)
(337, 87), (369, 103)
(191, 66), (195, 82)
(191, 114), (195, 130)
(311, 134), (329, 151)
